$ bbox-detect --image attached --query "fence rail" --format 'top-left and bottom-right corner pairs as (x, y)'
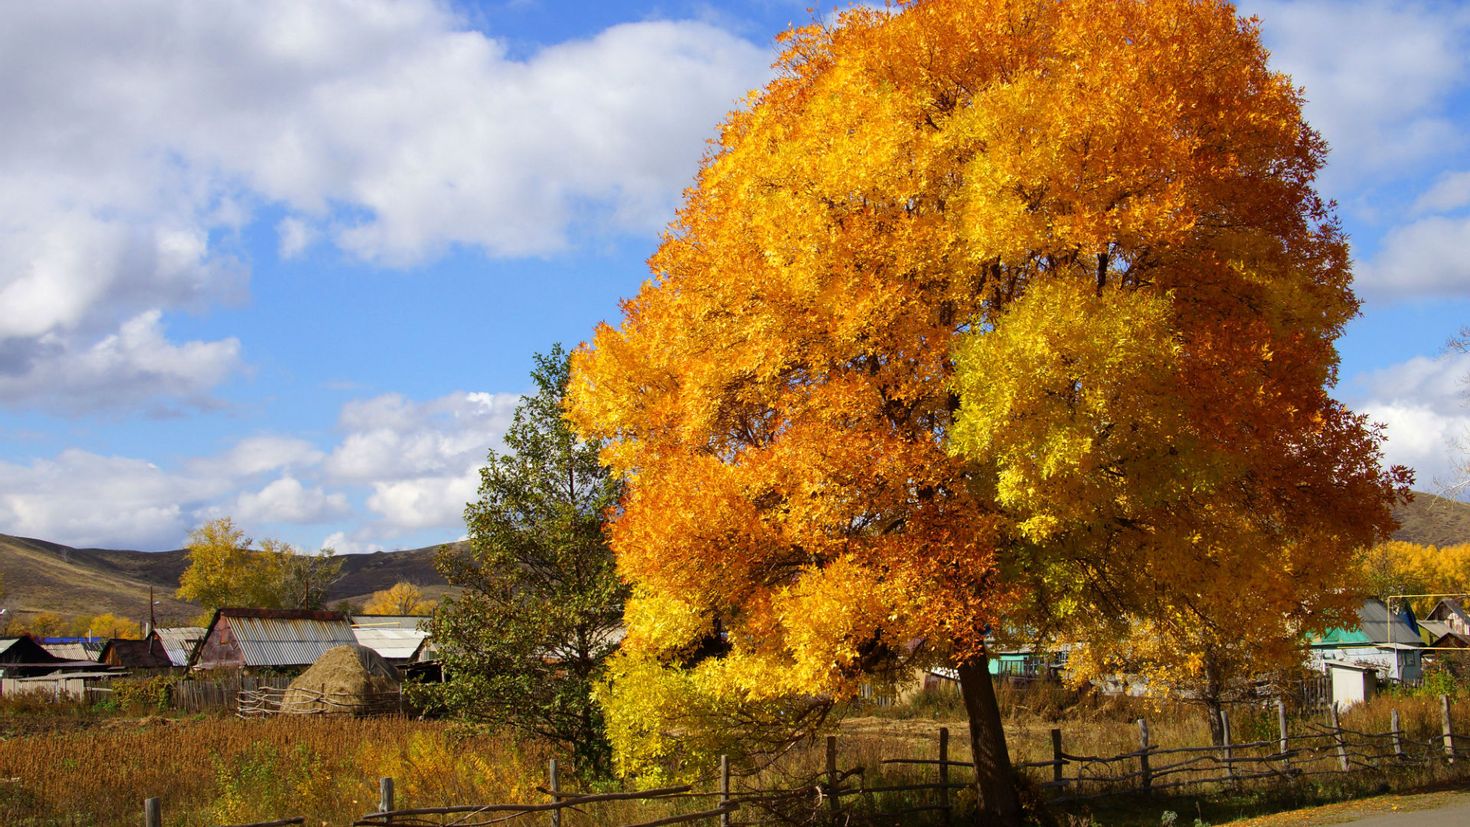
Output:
(138, 694), (1470, 826)
(236, 686), (403, 718)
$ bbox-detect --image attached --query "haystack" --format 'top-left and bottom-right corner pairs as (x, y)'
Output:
(280, 644), (400, 715)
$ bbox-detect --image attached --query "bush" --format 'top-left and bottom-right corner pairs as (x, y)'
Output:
(111, 676), (173, 713)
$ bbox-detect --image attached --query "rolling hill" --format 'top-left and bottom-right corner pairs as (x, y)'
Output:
(1391, 491), (1470, 548)
(4, 489), (1468, 627)
(0, 533), (455, 626)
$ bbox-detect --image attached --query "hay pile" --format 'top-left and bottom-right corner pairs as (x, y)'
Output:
(280, 644), (401, 715)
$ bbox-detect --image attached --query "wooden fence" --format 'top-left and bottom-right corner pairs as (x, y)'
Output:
(170, 675), (293, 713)
(237, 685), (403, 718)
(137, 695), (1470, 826)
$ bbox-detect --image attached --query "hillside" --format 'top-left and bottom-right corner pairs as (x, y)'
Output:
(1392, 491), (1470, 548)
(0, 533), (455, 625)
(4, 489), (1466, 627)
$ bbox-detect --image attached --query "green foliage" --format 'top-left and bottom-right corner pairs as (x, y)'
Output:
(113, 676), (173, 713)
(209, 742), (318, 825)
(420, 345), (626, 778)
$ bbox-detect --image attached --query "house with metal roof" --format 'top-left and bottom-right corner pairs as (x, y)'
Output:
(39, 638), (107, 662)
(188, 609), (358, 671)
(1, 637), (106, 679)
(99, 638), (174, 670)
(152, 626), (207, 667)
(1308, 598), (1424, 682)
(350, 616), (431, 665)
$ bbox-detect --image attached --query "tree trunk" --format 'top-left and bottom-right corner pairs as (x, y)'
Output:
(957, 656), (1024, 826)
(1203, 657), (1225, 746)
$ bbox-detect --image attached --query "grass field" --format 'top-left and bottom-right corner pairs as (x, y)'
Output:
(3, 684), (1469, 826)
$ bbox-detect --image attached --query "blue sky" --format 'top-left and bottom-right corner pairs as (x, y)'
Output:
(0, 0), (1467, 553)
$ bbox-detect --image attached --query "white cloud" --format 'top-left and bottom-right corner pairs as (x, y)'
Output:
(187, 435), (325, 478)
(366, 467), (481, 532)
(1244, 1), (1470, 189)
(234, 476), (349, 524)
(1354, 351), (1470, 492)
(276, 217), (315, 259)
(320, 530), (383, 556)
(0, 450), (218, 549)
(1413, 170), (1470, 214)
(326, 391), (519, 483)
(1356, 215), (1470, 298)
(325, 389), (519, 535)
(0, 1), (770, 412)
(0, 311), (242, 415)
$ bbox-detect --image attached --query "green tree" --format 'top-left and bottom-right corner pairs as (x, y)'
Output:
(424, 345), (626, 778)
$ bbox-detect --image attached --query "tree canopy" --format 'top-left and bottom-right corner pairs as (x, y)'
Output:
(363, 582), (436, 616)
(567, 0), (1408, 819)
(176, 517), (342, 619)
(424, 346), (626, 778)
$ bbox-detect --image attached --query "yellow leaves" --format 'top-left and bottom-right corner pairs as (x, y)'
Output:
(362, 582), (435, 616)
(566, 0), (1403, 779)
(952, 276), (1188, 539)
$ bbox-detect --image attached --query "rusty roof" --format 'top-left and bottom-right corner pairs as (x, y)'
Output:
(193, 609), (357, 668)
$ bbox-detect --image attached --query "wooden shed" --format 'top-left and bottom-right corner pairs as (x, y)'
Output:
(189, 608), (357, 671)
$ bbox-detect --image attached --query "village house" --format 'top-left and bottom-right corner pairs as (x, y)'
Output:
(1308, 598), (1424, 683)
(188, 608), (358, 672)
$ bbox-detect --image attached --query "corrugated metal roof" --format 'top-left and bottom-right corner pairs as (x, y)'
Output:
(351, 615), (430, 630)
(154, 627), (207, 667)
(227, 615), (357, 667)
(42, 641), (106, 662)
(352, 627), (429, 660)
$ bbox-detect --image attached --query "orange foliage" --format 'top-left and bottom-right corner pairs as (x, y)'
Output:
(568, 0), (1408, 740)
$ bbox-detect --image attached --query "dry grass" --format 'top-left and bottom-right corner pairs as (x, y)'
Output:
(5, 685), (1469, 826)
(0, 714), (551, 827)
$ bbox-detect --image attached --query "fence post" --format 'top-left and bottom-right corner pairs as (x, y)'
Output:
(938, 726), (951, 826)
(1220, 709), (1236, 783)
(378, 776), (394, 825)
(720, 754), (731, 827)
(1442, 695), (1455, 762)
(1277, 698), (1289, 760)
(826, 735), (840, 826)
(1391, 708), (1404, 760)
(1329, 704), (1349, 772)
(1137, 718), (1152, 795)
(1050, 727), (1064, 787)
(549, 758), (561, 827)
(144, 797), (161, 827)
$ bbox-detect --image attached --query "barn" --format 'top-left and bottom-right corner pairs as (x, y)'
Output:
(188, 609), (358, 672)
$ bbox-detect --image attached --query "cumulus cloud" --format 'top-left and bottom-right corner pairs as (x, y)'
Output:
(1354, 350), (1470, 491)
(1413, 170), (1470, 215)
(326, 390), (519, 533)
(0, 311), (242, 415)
(0, 1), (769, 412)
(1245, 1), (1470, 189)
(0, 450), (220, 549)
(326, 391), (518, 483)
(1356, 215), (1470, 298)
(234, 476), (350, 524)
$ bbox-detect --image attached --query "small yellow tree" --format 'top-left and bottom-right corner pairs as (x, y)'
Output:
(363, 582), (435, 616)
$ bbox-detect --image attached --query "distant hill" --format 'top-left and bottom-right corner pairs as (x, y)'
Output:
(0, 533), (456, 625)
(1393, 491), (1470, 548)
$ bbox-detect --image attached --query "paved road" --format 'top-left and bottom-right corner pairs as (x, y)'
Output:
(1343, 796), (1470, 824)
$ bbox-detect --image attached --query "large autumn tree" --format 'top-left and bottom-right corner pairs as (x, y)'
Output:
(567, 0), (1407, 822)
